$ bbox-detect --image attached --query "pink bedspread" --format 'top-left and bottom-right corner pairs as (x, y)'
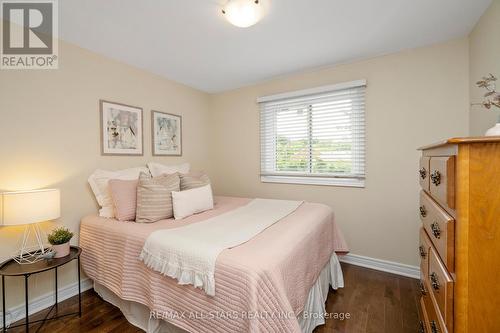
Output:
(80, 196), (348, 332)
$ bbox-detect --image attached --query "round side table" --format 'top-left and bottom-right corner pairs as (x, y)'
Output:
(0, 246), (82, 332)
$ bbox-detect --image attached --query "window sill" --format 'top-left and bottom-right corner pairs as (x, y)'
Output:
(260, 175), (365, 188)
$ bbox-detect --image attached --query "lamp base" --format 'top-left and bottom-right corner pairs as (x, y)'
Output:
(13, 248), (53, 264)
(13, 223), (51, 264)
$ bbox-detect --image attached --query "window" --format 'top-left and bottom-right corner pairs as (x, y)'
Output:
(259, 80), (366, 187)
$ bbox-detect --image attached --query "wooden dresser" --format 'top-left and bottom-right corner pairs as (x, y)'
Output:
(417, 137), (500, 333)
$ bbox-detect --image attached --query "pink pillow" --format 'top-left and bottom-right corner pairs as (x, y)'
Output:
(109, 179), (138, 221)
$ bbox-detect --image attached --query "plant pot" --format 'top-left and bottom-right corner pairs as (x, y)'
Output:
(52, 242), (70, 258)
(485, 123), (500, 136)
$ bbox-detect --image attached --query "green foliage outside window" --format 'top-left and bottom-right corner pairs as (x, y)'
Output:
(276, 136), (352, 173)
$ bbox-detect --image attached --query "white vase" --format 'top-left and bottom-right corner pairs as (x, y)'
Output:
(485, 123), (500, 136)
(52, 242), (70, 258)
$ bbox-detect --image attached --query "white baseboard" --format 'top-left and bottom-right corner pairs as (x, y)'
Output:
(339, 253), (420, 279)
(0, 278), (93, 327)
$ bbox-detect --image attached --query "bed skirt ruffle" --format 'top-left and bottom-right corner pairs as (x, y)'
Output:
(94, 253), (344, 333)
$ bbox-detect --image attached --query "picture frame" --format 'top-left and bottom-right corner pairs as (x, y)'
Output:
(151, 111), (182, 156)
(100, 100), (143, 156)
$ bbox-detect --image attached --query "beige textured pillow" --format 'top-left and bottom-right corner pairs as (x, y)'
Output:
(179, 172), (211, 191)
(136, 172), (180, 223)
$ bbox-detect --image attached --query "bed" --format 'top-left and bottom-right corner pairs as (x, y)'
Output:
(80, 196), (348, 333)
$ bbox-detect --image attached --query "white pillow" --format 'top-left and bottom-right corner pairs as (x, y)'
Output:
(172, 184), (214, 220)
(147, 162), (190, 177)
(88, 167), (149, 218)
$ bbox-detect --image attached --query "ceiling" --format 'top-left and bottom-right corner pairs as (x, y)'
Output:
(58, 0), (491, 93)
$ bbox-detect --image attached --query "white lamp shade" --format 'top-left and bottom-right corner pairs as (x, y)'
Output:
(1, 189), (60, 226)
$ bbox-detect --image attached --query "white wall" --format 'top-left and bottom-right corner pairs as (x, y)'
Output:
(0, 38), (211, 312)
(469, 0), (500, 135)
(208, 39), (470, 267)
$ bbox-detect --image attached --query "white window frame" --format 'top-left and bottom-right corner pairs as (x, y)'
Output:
(258, 80), (366, 188)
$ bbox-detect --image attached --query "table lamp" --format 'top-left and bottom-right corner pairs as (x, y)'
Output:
(0, 189), (60, 264)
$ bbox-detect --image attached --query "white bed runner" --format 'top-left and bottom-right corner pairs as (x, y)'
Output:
(140, 198), (303, 296)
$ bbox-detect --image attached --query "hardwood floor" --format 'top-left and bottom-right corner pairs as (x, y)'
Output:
(7, 263), (419, 333)
(313, 263), (420, 333)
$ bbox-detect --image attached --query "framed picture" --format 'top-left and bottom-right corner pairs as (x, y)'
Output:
(151, 111), (182, 156)
(100, 100), (143, 156)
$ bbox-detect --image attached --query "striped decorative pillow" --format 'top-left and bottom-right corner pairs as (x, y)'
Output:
(136, 172), (180, 223)
(179, 172), (211, 191)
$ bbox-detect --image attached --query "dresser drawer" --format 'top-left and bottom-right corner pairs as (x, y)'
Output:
(429, 156), (455, 211)
(419, 227), (432, 278)
(427, 248), (454, 332)
(419, 156), (430, 191)
(419, 191), (455, 272)
(423, 290), (448, 333)
(419, 296), (430, 333)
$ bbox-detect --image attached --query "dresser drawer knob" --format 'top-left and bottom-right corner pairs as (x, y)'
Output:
(419, 280), (426, 295)
(419, 245), (426, 258)
(430, 320), (439, 333)
(430, 272), (440, 291)
(419, 206), (427, 218)
(419, 167), (427, 180)
(430, 170), (441, 186)
(430, 222), (441, 239)
(419, 320), (425, 333)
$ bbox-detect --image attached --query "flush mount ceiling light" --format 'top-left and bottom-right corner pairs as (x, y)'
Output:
(222, 0), (264, 28)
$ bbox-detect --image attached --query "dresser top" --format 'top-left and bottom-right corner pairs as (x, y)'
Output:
(418, 136), (500, 150)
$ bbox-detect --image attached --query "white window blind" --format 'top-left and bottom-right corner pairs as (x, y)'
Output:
(259, 80), (366, 187)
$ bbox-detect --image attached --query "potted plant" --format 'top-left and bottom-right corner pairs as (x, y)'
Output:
(48, 227), (74, 258)
(475, 74), (500, 136)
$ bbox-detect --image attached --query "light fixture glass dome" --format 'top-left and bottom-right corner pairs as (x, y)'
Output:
(222, 0), (264, 28)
